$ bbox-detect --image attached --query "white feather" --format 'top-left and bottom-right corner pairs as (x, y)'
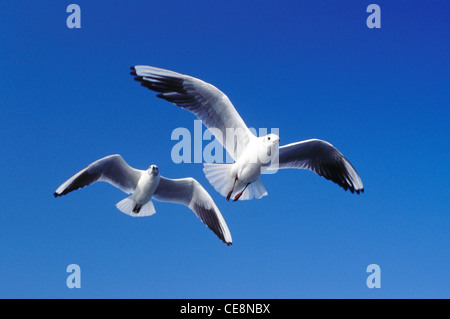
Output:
(115, 196), (156, 217)
(203, 163), (234, 197)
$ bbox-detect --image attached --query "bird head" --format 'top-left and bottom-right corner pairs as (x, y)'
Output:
(262, 133), (280, 146)
(147, 165), (159, 176)
(256, 134), (280, 166)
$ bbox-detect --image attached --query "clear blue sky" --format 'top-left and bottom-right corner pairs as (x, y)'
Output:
(0, 1), (448, 298)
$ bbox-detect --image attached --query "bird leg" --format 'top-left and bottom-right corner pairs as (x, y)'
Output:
(226, 175), (238, 201)
(233, 183), (250, 202)
(133, 204), (142, 214)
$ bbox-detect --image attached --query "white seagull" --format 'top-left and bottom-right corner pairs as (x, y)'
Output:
(54, 154), (232, 246)
(131, 66), (364, 201)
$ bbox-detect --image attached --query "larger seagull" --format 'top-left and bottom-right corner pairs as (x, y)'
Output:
(131, 66), (364, 201)
(54, 154), (232, 246)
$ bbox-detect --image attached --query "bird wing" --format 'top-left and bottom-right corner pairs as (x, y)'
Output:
(153, 176), (232, 246)
(275, 139), (364, 194)
(131, 65), (255, 160)
(54, 154), (142, 197)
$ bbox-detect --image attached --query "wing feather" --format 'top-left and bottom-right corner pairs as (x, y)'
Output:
(131, 65), (255, 160)
(154, 176), (232, 246)
(276, 139), (364, 194)
(54, 154), (142, 197)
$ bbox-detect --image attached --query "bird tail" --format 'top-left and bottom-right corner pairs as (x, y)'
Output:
(203, 163), (234, 197)
(238, 178), (268, 201)
(115, 195), (156, 217)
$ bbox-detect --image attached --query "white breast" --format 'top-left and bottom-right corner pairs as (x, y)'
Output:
(133, 173), (160, 204)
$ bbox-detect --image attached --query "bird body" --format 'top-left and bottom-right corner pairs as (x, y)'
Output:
(130, 165), (160, 214)
(224, 134), (280, 200)
(232, 134), (280, 179)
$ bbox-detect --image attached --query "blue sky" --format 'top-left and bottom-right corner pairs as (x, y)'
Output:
(0, 1), (448, 298)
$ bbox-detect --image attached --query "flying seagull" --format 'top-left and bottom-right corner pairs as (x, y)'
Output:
(130, 66), (364, 201)
(54, 154), (232, 246)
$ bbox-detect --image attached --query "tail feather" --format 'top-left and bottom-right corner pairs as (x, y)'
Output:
(116, 195), (156, 217)
(238, 178), (268, 201)
(203, 163), (234, 197)
(204, 163), (268, 200)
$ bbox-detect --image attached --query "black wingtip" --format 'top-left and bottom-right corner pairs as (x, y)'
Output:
(54, 192), (60, 198)
(226, 242), (232, 247)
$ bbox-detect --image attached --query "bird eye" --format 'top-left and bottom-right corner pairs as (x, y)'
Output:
(268, 137), (271, 141)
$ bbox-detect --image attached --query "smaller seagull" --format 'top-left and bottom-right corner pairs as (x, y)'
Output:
(54, 154), (232, 246)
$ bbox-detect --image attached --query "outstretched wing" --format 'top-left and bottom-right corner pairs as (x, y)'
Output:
(276, 139), (364, 194)
(154, 176), (232, 246)
(54, 154), (142, 197)
(131, 65), (255, 160)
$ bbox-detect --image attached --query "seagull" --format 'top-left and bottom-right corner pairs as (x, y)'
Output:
(54, 154), (232, 246)
(130, 66), (364, 201)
